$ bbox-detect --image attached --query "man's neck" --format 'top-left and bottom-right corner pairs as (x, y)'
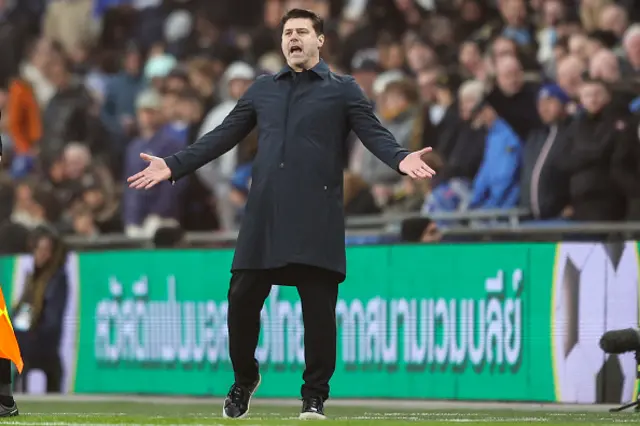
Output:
(289, 57), (320, 72)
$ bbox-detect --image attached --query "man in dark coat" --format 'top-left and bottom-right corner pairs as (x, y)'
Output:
(127, 8), (434, 421)
(520, 83), (572, 220)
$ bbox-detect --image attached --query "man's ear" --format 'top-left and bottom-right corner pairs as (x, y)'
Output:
(318, 34), (325, 48)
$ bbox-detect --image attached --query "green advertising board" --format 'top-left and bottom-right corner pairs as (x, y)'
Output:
(73, 244), (557, 400)
(2, 242), (638, 403)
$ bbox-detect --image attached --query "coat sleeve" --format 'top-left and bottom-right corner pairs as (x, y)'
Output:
(164, 83), (260, 182)
(344, 77), (410, 173)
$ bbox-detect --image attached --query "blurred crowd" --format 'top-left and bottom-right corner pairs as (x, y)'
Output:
(1, 0), (640, 249)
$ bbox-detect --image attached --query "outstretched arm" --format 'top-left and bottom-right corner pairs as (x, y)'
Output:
(164, 86), (258, 182)
(344, 77), (434, 179)
(344, 77), (409, 172)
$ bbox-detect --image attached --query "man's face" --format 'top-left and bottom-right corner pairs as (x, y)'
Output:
(378, 42), (405, 70)
(459, 94), (479, 121)
(63, 153), (89, 180)
(543, 0), (564, 26)
(381, 89), (409, 117)
(579, 83), (610, 114)
(625, 35), (640, 67)
(459, 42), (482, 70)
(281, 17), (324, 70)
(406, 43), (436, 72)
(162, 94), (179, 121)
(502, 0), (525, 26)
(537, 96), (563, 124)
(590, 56), (620, 83)
(177, 98), (203, 123)
(600, 7), (627, 37)
(137, 108), (161, 131)
(557, 60), (583, 97)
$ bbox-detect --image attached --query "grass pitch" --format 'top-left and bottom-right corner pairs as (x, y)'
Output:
(5, 396), (640, 425)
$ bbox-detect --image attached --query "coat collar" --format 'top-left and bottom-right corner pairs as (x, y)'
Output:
(274, 59), (330, 80)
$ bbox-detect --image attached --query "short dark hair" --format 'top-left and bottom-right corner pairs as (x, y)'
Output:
(280, 9), (324, 36)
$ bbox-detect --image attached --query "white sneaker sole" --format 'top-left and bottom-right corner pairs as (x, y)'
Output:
(222, 375), (261, 419)
(299, 411), (327, 420)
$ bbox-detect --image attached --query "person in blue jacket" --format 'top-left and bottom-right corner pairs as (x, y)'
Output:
(465, 81), (523, 210)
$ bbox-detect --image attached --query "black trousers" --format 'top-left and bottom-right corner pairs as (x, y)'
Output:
(228, 263), (340, 401)
(0, 358), (10, 387)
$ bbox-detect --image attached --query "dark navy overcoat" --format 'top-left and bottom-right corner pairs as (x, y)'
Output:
(165, 60), (409, 280)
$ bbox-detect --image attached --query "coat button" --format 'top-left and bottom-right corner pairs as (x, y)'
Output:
(323, 186), (327, 190)
(279, 162), (284, 168)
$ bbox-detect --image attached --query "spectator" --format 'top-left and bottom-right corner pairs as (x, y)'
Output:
(486, 55), (541, 140)
(559, 78), (627, 221)
(123, 89), (187, 237)
(187, 58), (218, 114)
(536, 0), (567, 66)
(400, 217), (442, 243)
(12, 227), (69, 394)
(0, 0), (25, 89)
(350, 57), (379, 101)
(598, 3), (629, 40)
(0, 71), (42, 179)
(4, 0), (640, 237)
(621, 24), (640, 78)
(40, 55), (93, 163)
(555, 54), (585, 105)
(466, 81), (522, 211)
(589, 48), (621, 83)
(101, 42), (144, 139)
(420, 69), (461, 159)
(405, 37), (438, 75)
(20, 37), (57, 108)
(165, 67), (190, 94)
(500, 0), (534, 48)
(153, 225), (187, 248)
(343, 170), (380, 216)
(459, 40), (487, 81)
(144, 52), (178, 92)
(43, 0), (96, 56)
(351, 78), (422, 205)
(520, 83), (572, 220)
(431, 78), (486, 188)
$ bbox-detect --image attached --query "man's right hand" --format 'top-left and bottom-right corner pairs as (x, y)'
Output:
(127, 153), (172, 189)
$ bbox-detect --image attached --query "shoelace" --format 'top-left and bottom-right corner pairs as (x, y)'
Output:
(229, 385), (246, 404)
(305, 397), (322, 411)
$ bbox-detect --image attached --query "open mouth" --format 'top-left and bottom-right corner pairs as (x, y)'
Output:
(289, 46), (302, 54)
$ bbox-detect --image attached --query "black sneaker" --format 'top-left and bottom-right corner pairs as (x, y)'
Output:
(299, 397), (326, 420)
(222, 375), (261, 419)
(0, 401), (18, 417)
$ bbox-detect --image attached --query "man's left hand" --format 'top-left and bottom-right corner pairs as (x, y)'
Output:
(399, 147), (436, 179)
